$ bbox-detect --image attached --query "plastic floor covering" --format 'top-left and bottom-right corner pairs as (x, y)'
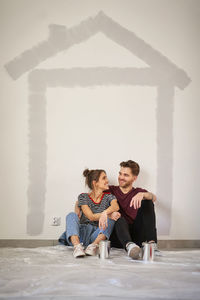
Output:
(0, 246), (200, 300)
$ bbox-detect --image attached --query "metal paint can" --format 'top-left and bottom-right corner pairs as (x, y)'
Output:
(98, 240), (111, 259)
(142, 242), (155, 261)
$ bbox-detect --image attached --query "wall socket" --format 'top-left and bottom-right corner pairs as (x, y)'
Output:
(51, 217), (61, 226)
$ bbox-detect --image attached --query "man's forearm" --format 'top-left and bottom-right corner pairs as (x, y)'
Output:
(143, 192), (156, 202)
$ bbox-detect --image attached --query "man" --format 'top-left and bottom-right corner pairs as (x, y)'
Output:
(108, 160), (157, 259)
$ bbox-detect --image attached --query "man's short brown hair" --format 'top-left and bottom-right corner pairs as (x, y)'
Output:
(120, 160), (140, 176)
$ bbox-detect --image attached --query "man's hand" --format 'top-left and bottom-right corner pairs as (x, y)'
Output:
(130, 192), (144, 209)
(109, 212), (121, 221)
(99, 211), (108, 230)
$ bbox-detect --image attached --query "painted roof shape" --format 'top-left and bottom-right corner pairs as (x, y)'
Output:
(5, 11), (191, 89)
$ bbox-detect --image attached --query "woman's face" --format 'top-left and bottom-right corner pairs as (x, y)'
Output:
(94, 172), (109, 191)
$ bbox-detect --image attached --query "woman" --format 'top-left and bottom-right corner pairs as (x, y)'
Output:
(59, 168), (120, 258)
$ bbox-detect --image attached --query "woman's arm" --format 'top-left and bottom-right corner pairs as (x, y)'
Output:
(103, 199), (119, 215)
(98, 199), (119, 230)
(81, 205), (100, 221)
(81, 199), (119, 230)
(74, 200), (81, 218)
(80, 199), (119, 221)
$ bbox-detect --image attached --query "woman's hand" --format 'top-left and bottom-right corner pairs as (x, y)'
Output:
(109, 212), (121, 221)
(99, 211), (108, 230)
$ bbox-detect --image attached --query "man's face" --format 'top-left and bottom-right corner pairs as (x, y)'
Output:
(118, 167), (137, 188)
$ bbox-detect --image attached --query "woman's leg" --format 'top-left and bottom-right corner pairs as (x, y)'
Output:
(90, 218), (115, 244)
(58, 231), (68, 245)
(66, 212), (81, 246)
(84, 219), (115, 256)
(79, 224), (96, 247)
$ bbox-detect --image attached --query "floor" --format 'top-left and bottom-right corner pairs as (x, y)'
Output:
(0, 246), (200, 300)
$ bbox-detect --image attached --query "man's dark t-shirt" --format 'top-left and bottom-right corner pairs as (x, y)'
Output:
(108, 185), (147, 224)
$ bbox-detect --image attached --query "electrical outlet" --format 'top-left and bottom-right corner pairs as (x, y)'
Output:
(51, 217), (61, 226)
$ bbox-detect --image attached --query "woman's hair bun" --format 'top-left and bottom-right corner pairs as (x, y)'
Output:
(83, 168), (90, 177)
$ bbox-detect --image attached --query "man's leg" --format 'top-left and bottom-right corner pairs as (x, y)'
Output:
(110, 217), (132, 249)
(110, 217), (141, 259)
(109, 227), (123, 248)
(132, 200), (157, 247)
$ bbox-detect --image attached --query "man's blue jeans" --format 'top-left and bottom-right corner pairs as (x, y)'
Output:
(59, 212), (115, 247)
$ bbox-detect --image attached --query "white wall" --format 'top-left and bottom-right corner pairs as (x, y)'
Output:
(0, 0), (199, 240)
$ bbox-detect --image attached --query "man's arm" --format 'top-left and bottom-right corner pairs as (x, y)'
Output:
(130, 192), (156, 209)
(143, 192), (156, 202)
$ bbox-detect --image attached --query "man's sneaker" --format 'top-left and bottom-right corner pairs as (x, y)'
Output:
(144, 242), (163, 257)
(73, 244), (86, 258)
(126, 242), (141, 259)
(85, 243), (99, 256)
(154, 243), (163, 256)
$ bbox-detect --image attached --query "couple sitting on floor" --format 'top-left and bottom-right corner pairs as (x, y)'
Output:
(59, 160), (157, 259)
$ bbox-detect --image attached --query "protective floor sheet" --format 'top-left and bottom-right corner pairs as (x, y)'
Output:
(0, 246), (200, 299)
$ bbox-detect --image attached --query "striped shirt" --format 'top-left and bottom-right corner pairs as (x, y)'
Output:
(78, 192), (116, 226)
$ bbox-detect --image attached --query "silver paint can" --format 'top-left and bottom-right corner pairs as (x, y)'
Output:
(142, 242), (155, 261)
(98, 240), (111, 259)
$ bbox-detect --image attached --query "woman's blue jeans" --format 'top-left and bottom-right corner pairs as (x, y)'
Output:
(59, 212), (115, 247)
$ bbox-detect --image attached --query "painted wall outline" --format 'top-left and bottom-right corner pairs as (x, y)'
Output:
(5, 11), (191, 235)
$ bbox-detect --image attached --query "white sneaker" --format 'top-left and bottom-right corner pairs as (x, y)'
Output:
(154, 244), (163, 256)
(73, 244), (86, 258)
(85, 243), (99, 256)
(126, 243), (141, 259)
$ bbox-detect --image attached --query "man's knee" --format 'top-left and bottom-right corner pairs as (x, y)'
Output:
(115, 217), (128, 227)
(140, 200), (155, 212)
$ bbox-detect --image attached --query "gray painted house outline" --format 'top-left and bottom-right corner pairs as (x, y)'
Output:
(5, 11), (191, 235)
